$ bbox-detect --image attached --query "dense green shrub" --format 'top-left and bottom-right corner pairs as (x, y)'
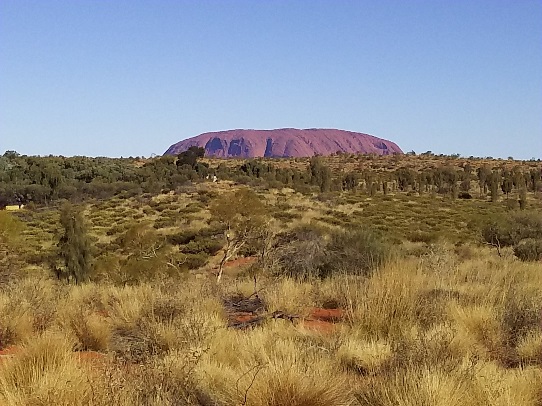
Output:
(195, 190), (218, 204)
(513, 239), (542, 262)
(481, 211), (542, 247)
(274, 223), (390, 279)
(179, 238), (222, 256)
(482, 211), (542, 261)
(153, 214), (179, 229)
(167, 230), (198, 245)
(322, 227), (390, 277)
(271, 210), (302, 222)
(167, 225), (225, 246)
(178, 203), (203, 214)
(274, 223), (329, 279)
(57, 202), (93, 283)
(181, 253), (209, 270)
(407, 231), (440, 244)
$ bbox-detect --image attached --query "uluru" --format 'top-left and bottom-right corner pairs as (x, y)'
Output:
(164, 128), (403, 158)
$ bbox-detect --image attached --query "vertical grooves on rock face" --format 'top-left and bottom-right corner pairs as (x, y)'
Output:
(205, 137), (225, 156)
(264, 138), (274, 157)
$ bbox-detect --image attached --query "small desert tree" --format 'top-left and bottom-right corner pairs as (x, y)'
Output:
(0, 211), (24, 283)
(501, 171), (513, 199)
(481, 211), (542, 260)
(210, 189), (267, 283)
(489, 171), (500, 202)
(518, 181), (527, 210)
(309, 157), (332, 192)
(58, 202), (92, 283)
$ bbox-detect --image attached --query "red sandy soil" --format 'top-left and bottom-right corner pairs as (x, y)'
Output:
(299, 307), (345, 334)
(211, 256), (258, 279)
(76, 351), (107, 366)
(308, 307), (345, 322)
(229, 312), (258, 324)
(0, 345), (21, 364)
(165, 128), (403, 158)
(299, 319), (338, 334)
(0, 346), (20, 357)
(224, 256), (257, 268)
(227, 305), (344, 335)
(0, 345), (107, 368)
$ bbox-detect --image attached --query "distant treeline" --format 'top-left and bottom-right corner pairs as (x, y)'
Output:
(0, 148), (541, 207)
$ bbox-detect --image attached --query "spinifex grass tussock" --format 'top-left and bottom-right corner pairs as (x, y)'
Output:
(54, 284), (111, 352)
(0, 332), (91, 406)
(337, 337), (393, 375)
(0, 277), (61, 345)
(198, 325), (353, 406)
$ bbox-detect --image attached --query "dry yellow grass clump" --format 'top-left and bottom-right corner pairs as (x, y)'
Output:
(0, 242), (540, 405)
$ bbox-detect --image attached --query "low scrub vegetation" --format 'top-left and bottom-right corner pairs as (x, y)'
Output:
(482, 211), (542, 260)
(0, 153), (540, 405)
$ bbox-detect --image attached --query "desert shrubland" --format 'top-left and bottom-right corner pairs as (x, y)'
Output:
(0, 154), (540, 405)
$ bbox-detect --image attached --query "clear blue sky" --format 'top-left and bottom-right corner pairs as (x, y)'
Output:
(1, 0), (541, 159)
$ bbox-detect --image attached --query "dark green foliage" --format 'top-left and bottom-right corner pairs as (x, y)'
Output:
(167, 230), (198, 245)
(481, 218), (518, 247)
(323, 227), (390, 277)
(181, 253), (210, 270)
(167, 225), (225, 246)
(513, 239), (542, 262)
(176, 146), (205, 168)
(179, 238), (222, 256)
(0, 150), (537, 208)
(309, 157), (332, 192)
(274, 223), (389, 279)
(271, 210), (302, 222)
(57, 202), (93, 283)
(167, 225), (224, 257)
(342, 172), (359, 191)
(489, 170), (501, 202)
(407, 231), (440, 244)
(153, 215), (178, 229)
(274, 223), (329, 279)
(195, 190), (218, 204)
(501, 170), (513, 198)
(519, 182), (527, 210)
(482, 211), (542, 261)
(395, 167), (416, 191)
(0, 211), (25, 281)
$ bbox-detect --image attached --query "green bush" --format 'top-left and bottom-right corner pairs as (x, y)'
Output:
(196, 190), (218, 204)
(167, 225), (225, 246)
(322, 227), (390, 277)
(153, 216), (177, 229)
(513, 239), (542, 262)
(272, 211), (302, 222)
(274, 223), (390, 279)
(481, 211), (542, 247)
(481, 211), (542, 262)
(181, 253), (209, 270)
(178, 203), (202, 214)
(274, 223), (329, 279)
(167, 230), (198, 245)
(407, 231), (440, 244)
(179, 238), (222, 256)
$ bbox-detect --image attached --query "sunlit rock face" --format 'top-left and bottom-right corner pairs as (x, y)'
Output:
(164, 128), (403, 158)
